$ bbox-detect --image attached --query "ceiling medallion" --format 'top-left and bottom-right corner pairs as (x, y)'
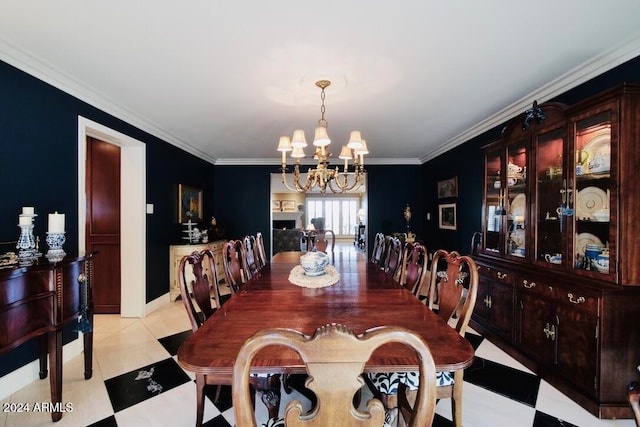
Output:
(276, 80), (368, 194)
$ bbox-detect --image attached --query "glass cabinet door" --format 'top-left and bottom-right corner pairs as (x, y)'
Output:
(533, 128), (565, 266)
(505, 139), (528, 258)
(483, 149), (503, 254)
(571, 110), (614, 278)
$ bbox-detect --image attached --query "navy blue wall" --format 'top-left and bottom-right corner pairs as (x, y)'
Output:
(212, 165), (424, 255)
(0, 60), (215, 375)
(421, 55), (640, 255)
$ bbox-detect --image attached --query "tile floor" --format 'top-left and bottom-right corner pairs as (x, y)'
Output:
(1, 242), (636, 427)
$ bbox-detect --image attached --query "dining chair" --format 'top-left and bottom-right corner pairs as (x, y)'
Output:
(181, 248), (282, 426)
(371, 232), (385, 266)
(383, 237), (403, 279)
(366, 249), (478, 427)
(223, 239), (250, 293)
(314, 229), (336, 253)
(255, 231), (268, 268)
(243, 235), (260, 279)
(232, 323), (438, 427)
(397, 242), (429, 296)
(399, 249), (479, 427)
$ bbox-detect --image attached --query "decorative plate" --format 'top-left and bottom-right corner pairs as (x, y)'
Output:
(575, 232), (603, 256)
(576, 187), (608, 219)
(509, 193), (526, 219)
(582, 132), (610, 173)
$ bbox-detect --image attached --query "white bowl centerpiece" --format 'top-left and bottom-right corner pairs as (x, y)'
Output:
(300, 252), (330, 276)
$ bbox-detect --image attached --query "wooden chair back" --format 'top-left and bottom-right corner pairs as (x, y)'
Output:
(233, 323), (437, 427)
(178, 250), (220, 332)
(383, 237), (403, 278)
(243, 235), (259, 279)
(398, 242), (429, 296)
(370, 233), (385, 266)
(314, 229), (336, 253)
(255, 231), (268, 268)
(428, 249), (479, 336)
(223, 240), (249, 293)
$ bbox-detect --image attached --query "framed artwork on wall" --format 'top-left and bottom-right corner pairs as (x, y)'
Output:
(178, 184), (203, 222)
(438, 203), (457, 230)
(437, 177), (458, 198)
(272, 200), (282, 211)
(281, 200), (296, 211)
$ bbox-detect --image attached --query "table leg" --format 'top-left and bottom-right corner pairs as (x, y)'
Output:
(83, 330), (93, 379)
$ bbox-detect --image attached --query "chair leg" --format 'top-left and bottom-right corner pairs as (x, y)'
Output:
(451, 370), (464, 427)
(195, 374), (205, 427)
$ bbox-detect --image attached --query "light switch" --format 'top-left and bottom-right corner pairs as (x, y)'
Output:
(146, 204), (154, 214)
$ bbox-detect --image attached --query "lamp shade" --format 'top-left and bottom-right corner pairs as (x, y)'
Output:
(291, 129), (308, 148)
(346, 131), (363, 149)
(355, 139), (369, 155)
(291, 146), (306, 158)
(338, 145), (352, 159)
(277, 136), (292, 152)
(312, 126), (331, 147)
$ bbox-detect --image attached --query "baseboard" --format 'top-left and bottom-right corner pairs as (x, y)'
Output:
(0, 335), (84, 401)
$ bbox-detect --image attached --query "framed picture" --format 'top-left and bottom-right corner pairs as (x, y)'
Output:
(439, 203), (457, 230)
(437, 177), (458, 198)
(178, 184), (203, 222)
(272, 200), (282, 211)
(281, 200), (296, 211)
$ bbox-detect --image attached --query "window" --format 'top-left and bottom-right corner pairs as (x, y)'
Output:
(306, 197), (359, 238)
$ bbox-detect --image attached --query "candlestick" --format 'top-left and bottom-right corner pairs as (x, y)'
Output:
(48, 212), (65, 233)
(17, 223), (36, 258)
(46, 231), (66, 261)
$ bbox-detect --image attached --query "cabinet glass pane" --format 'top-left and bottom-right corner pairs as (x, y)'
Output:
(573, 112), (611, 274)
(534, 128), (564, 265)
(506, 140), (527, 257)
(484, 151), (502, 253)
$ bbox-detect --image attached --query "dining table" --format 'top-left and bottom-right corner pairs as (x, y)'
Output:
(177, 250), (474, 418)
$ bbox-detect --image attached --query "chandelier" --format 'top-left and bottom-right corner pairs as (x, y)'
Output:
(276, 80), (368, 194)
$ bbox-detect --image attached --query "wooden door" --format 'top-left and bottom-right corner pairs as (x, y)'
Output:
(86, 137), (121, 313)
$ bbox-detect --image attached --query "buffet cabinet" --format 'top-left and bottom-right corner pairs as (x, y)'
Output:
(169, 240), (226, 301)
(0, 254), (94, 422)
(473, 83), (640, 419)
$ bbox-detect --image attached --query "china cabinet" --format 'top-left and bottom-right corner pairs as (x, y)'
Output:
(474, 83), (640, 419)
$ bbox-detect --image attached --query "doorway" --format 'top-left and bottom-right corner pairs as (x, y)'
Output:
(78, 116), (146, 318)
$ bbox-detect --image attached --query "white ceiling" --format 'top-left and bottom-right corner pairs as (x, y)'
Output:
(1, 1), (640, 165)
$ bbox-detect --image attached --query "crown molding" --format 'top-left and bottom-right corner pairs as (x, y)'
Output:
(419, 34), (640, 164)
(213, 157), (422, 166)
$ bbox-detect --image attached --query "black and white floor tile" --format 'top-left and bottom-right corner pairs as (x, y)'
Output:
(0, 246), (635, 426)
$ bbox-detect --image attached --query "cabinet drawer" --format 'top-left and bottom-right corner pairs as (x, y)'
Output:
(478, 264), (514, 285)
(515, 275), (599, 316)
(556, 287), (599, 316)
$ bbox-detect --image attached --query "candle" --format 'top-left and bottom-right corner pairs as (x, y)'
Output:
(22, 206), (35, 215)
(19, 215), (32, 225)
(48, 212), (65, 233)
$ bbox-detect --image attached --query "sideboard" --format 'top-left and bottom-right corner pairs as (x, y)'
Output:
(0, 253), (94, 422)
(169, 240), (226, 301)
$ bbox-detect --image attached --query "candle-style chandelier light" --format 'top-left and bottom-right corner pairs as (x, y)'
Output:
(276, 80), (368, 194)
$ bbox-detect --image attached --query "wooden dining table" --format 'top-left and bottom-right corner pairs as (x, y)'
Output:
(177, 250), (474, 414)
